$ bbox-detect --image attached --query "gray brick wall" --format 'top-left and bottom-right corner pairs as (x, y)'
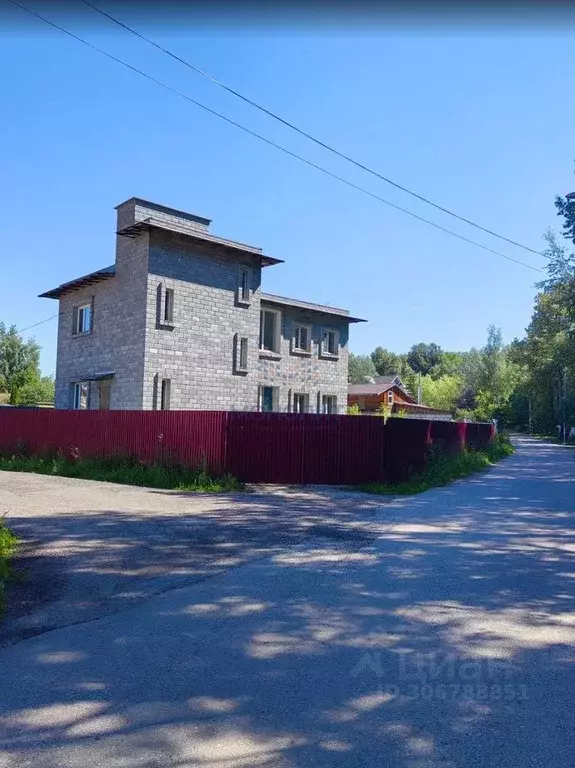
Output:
(54, 232), (149, 410)
(52, 198), (357, 414)
(258, 303), (349, 414)
(142, 230), (262, 411)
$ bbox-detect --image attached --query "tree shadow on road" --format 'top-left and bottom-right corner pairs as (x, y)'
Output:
(0, 438), (574, 767)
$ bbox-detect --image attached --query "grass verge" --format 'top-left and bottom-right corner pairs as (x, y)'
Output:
(359, 433), (515, 496)
(0, 453), (242, 493)
(0, 519), (18, 618)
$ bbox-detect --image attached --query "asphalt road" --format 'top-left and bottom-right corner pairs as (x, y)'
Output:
(0, 436), (573, 767)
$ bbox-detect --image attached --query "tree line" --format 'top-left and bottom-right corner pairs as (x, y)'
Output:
(0, 323), (54, 406)
(350, 166), (575, 433)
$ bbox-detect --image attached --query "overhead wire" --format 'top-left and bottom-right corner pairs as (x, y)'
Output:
(7, 0), (543, 274)
(81, 0), (544, 259)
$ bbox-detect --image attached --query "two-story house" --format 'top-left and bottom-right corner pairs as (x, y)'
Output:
(40, 197), (366, 413)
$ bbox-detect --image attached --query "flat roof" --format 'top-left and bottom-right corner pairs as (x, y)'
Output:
(260, 292), (366, 323)
(115, 197), (212, 226)
(118, 217), (283, 267)
(39, 265), (116, 300)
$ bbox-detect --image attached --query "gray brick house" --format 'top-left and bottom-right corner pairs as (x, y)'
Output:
(41, 197), (366, 414)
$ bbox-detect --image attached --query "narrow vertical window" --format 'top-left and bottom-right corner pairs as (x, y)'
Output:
(72, 381), (89, 410)
(237, 266), (251, 304)
(234, 334), (249, 372)
(161, 378), (171, 411)
(239, 336), (248, 370)
(164, 288), (174, 323)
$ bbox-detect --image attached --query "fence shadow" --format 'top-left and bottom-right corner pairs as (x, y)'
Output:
(0, 436), (573, 766)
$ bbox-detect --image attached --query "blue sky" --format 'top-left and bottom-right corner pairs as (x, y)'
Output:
(2, 6), (574, 375)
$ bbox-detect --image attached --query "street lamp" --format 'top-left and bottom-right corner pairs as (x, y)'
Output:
(566, 192), (575, 199)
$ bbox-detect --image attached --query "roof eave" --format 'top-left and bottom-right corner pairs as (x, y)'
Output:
(118, 219), (283, 266)
(260, 293), (366, 322)
(39, 268), (116, 299)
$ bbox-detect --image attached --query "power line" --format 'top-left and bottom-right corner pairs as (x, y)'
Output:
(8, 0), (543, 274)
(14, 313), (60, 335)
(81, 0), (544, 259)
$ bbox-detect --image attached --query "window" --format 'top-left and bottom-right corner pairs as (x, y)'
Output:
(73, 303), (92, 335)
(234, 334), (249, 372)
(72, 381), (89, 410)
(387, 390), (394, 406)
(259, 385), (279, 412)
(321, 328), (339, 357)
(260, 308), (281, 354)
(293, 392), (309, 414)
(321, 395), (337, 414)
(156, 283), (175, 328)
(164, 288), (174, 324)
(160, 378), (171, 411)
(237, 266), (251, 304)
(292, 323), (312, 354)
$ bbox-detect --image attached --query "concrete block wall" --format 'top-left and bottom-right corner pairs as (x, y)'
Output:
(54, 232), (149, 410)
(142, 230), (262, 410)
(52, 198), (356, 414)
(257, 304), (349, 414)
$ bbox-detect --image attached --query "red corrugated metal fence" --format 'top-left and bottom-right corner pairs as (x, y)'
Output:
(0, 409), (494, 485)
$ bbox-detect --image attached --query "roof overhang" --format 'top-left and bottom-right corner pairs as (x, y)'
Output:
(39, 266), (116, 300)
(261, 292), (366, 323)
(117, 218), (283, 267)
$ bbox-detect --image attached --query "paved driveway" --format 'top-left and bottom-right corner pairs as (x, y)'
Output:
(0, 437), (574, 767)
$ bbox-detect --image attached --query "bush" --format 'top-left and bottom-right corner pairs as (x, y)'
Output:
(0, 451), (242, 493)
(360, 433), (513, 495)
(0, 519), (17, 618)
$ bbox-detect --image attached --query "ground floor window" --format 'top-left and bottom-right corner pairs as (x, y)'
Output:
(321, 394), (337, 414)
(292, 392), (309, 414)
(260, 385), (279, 412)
(72, 381), (89, 410)
(160, 378), (171, 411)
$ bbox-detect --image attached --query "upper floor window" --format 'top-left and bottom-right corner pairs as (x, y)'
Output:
(387, 390), (394, 406)
(292, 323), (312, 354)
(234, 334), (249, 373)
(73, 303), (92, 335)
(320, 328), (339, 357)
(72, 381), (89, 410)
(260, 308), (281, 354)
(164, 288), (174, 324)
(237, 265), (252, 305)
(157, 283), (175, 328)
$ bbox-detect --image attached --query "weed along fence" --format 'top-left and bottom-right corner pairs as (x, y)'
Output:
(0, 410), (495, 486)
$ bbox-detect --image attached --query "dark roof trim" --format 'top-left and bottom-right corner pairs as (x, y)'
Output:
(118, 218), (283, 267)
(260, 292), (366, 323)
(348, 382), (414, 397)
(115, 197), (212, 226)
(39, 265), (116, 300)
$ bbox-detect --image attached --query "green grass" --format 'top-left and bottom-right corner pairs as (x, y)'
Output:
(359, 433), (515, 496)
(0, 519), (18, 618)
(0, 452), (243, 493)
